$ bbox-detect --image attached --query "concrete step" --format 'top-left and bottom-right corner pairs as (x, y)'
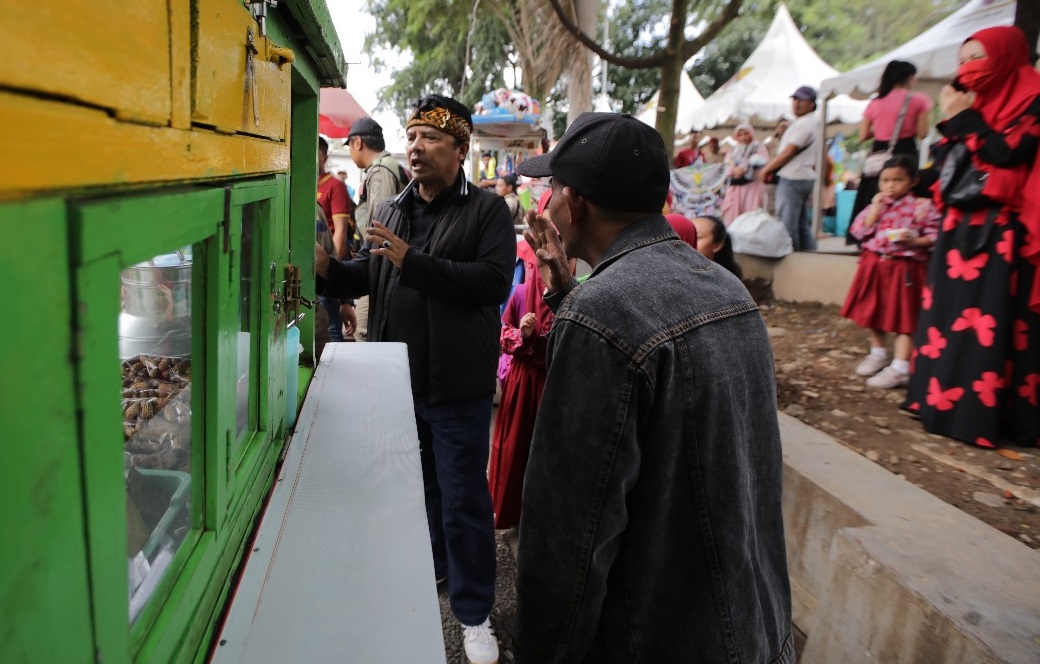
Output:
(780, 414), (1040, 663)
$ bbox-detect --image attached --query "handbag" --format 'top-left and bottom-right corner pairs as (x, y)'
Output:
(939, 142), (991, 211)
(862, 93), (913, 178)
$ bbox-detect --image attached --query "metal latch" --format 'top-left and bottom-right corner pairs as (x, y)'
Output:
(280, 263), (314, 322)
(249, 0), (278, 37)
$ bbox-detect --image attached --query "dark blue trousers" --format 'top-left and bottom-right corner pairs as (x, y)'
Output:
(320, 295), (344, 342)
(414, 395), (496, 625)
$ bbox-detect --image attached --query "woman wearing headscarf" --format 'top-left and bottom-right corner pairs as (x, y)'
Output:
(849, 61), (934, 235)
(721, 123), (770, 225)
(904, 27), (1040, 448)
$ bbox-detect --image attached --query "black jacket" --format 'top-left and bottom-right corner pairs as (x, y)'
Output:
(318, 173), (516, 403)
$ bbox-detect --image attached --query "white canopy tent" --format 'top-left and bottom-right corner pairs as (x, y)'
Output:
(636, 70), (706, 134)
(819, 0), (1016, 99)
(685, 3), (867, 131)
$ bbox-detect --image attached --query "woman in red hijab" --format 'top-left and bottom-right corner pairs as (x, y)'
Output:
(904, 27), (1040, 448)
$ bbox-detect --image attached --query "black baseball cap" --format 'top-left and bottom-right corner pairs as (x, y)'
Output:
(517, 112), (669, 213)
(347, 116), (384, 139)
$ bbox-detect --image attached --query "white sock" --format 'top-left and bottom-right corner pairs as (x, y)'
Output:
(869, 346), (888, 359)
(890, 359), (909, 374)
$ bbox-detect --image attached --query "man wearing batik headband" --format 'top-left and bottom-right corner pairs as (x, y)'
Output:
(314, 94), (515, 664)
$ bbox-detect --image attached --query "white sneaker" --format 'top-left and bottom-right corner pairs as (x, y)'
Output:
(866, 366), (910, 389)
(855, 353), (889, 376)
(463, 618), (499, 664)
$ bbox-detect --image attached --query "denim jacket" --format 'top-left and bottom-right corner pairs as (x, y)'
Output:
(515, 215), (792, 664)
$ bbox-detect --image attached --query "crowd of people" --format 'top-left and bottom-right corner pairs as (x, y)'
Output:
(309, 25), (1038, 663)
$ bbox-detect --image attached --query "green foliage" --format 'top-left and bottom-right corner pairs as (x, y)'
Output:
(688, 0), (774, 96)
(364, 0), (514, 122)
(605, 0), (672, 113)
(791, 0), (966, 71)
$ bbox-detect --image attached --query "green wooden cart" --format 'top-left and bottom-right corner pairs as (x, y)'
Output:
(0, 2), (346, 661)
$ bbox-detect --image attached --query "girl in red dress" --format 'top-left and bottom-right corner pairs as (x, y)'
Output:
(488, 193), (572, 533)
(841, 156), (940, 388)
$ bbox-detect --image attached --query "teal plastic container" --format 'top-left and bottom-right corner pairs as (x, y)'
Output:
(835, 189), (857, 238)
(285, 326), (301, 428)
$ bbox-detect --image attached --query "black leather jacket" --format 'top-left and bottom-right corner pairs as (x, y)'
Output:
(318, 173), (516, 403)
(516, 215), (793, 663)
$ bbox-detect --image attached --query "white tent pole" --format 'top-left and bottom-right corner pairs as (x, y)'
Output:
(812, 98), (828, 247)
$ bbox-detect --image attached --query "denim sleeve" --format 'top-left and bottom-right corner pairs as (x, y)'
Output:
(515, 316), (647, 663)
(397, 196), (516, 307)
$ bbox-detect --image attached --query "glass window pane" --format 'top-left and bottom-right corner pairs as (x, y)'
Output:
(119, 247), (194, 623)
(236, 205), (256, 438)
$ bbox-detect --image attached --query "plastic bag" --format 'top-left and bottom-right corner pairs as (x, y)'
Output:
(728, 209), (793, 258)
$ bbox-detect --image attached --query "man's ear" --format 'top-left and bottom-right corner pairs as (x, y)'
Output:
(458, 141), (471, 163)
(562, 186), (585, 223)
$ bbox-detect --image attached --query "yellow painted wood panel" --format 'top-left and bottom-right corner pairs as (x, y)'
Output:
(192, 0), (291, 141)
(171, 0), (194, 130)
(0, 1), (172, 126)
(0, 91), (289, 200)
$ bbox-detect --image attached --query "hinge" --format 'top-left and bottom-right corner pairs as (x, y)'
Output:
(248, 0), (278, 37)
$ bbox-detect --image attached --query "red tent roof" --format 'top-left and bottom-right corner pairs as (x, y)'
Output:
(318, 87), (368, 138)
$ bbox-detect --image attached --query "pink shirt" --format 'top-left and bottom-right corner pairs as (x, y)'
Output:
(850, 195), (940, 262)
(864, 90), (932, 141)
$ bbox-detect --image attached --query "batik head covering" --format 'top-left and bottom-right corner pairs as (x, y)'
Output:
(406, 94), (473, 142)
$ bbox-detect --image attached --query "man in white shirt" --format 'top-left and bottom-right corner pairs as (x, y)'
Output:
(760, 86), (818, 251)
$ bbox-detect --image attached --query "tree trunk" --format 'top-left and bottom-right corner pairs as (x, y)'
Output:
(1015, 0), (1040, 61)
(655, 0), (688, 163)
(566, 0), (599, 125)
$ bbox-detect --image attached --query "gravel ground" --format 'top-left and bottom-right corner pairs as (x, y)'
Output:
(438, 531), (518, 663)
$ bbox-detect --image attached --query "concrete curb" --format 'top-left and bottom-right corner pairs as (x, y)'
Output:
(780, 413), (1040, 663)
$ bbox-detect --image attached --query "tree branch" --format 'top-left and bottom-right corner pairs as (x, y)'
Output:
(681, 0), (745, 61)
(547, 0), (666, 69)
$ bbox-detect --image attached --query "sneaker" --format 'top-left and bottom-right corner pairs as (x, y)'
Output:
(855, 353), (889, 376)
(866, 366), (910, 389)
(462, 618), (499, 664)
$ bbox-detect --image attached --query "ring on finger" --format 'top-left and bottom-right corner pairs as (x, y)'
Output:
(381, 240), (392, 249)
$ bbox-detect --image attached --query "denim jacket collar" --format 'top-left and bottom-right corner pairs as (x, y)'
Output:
(590, 214), (677, 277)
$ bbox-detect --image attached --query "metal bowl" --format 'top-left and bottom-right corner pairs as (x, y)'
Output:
(121, 252), (192, 319)
(118, 313), (192, 360)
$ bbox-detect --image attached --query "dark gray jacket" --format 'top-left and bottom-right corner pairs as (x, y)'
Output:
(516, 215), (792, 663)
(319, 174), (516, 403)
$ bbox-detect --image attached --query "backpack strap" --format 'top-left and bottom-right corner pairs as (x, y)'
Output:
(360, 159), (403, 205)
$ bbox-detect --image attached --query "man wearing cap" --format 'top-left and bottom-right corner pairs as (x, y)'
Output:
(348, 116), (407, 341)
(515, 112), (792, 663)
(759, 85), (819, 251)
(315, 95), (515, 664)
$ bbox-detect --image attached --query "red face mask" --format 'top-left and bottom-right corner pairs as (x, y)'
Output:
(956, 59), (999, 92)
